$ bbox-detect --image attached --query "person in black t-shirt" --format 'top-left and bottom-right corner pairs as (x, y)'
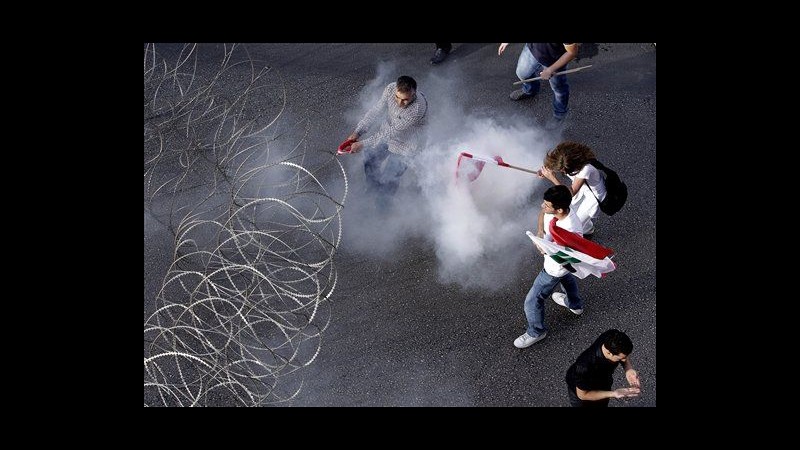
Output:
(565, 329), (641, 407)
(498, 43), (578, 123)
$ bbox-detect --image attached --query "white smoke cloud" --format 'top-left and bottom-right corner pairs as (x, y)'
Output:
(339, 62), (559, 292)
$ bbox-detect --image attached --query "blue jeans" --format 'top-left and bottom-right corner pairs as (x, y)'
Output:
(523, 269), (583, 337)
(515, 45), (570, 119)
(363, 143), (408, 207)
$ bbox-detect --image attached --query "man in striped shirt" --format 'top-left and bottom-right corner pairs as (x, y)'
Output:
(347, 75), (427, 206)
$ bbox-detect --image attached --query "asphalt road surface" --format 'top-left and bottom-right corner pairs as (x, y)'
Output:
(144, 43), (656, 407)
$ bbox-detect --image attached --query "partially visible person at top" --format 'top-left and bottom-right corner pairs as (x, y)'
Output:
(346, 75), (427, 210)
(431, 43), (451, 64)
(498, 43), (578, 124)
(565, 329), (641, 407)
(514, 184), (586, 349)
(539, 141), (605, 235)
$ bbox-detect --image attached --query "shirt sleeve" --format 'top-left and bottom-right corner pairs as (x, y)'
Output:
(575, 164), (602, 196)
(576, 164), (592, 180)
(543, 213), (555, 242)
(573, 363), (593, 391)
(354, 83), (392, 137)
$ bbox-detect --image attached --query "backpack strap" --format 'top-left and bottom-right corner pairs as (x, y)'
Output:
(584, 159), (602, 203)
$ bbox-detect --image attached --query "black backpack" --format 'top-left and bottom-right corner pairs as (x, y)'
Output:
(587, 159), (627, 215)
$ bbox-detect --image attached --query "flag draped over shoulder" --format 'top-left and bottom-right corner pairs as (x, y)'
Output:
(549, 218), (614, 260)
(524, 218), (616, 279)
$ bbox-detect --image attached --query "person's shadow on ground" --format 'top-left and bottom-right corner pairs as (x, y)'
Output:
(450, 43), (491, 59)
(576, 43), (599, 61)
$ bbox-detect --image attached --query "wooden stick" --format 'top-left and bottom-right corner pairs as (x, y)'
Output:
(512, 65), (593, 85)
(502, 163), (541, 175)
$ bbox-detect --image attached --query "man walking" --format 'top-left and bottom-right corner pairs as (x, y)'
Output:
(514, 185), (584, 348)
(499, 43), (578, 125)
(565, 329), (641, 407)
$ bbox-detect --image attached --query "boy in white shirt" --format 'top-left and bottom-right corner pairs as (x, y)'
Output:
(514, 185), (586, 349)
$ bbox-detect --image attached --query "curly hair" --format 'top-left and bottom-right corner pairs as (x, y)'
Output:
(543, 148), (563, 172)
(550, 141), (596, 175)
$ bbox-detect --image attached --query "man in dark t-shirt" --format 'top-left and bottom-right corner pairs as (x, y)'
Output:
(498, 43), (578, 125)
(565, 329), (641, 407)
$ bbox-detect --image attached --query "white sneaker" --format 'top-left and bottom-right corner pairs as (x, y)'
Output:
(514, 331), (547, 348)
(552, 292), (583, 315)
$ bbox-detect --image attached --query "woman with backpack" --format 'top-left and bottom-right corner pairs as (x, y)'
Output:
(539, 141), (605, 235)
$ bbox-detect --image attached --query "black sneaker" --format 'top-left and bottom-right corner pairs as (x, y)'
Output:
(430, 48), (449, 64)
(509, 89), (534, 101)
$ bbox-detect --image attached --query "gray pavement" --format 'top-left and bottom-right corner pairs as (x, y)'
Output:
(144, 43), (656, 407)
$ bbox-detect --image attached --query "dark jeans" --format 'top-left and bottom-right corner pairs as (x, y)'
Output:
(523, 270), (583, 338)
(435, 43), (452, 52)
(567, 384), (610, 407)
(363, 143), (408, 208)
(515, 45), (569, 119)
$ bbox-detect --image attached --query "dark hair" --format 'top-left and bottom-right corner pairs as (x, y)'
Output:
(396, 75), (417, 93)
(543, 185), (572, 212)
(602, 329), (633, 356)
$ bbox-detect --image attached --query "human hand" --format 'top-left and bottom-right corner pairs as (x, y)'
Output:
(612, 387), (640, 399)
(498, 43), (509, 56)
(540, 167), (558, 182)
(626, 369), (641, 388)
(540, 68), (553, 80)
(347, 133), (359, 142)
(349, 141), (364, 153)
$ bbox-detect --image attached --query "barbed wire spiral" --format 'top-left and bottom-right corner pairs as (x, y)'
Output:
(144, 43), (348, 406)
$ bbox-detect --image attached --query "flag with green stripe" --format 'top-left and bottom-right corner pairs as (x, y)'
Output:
(526, 231), (616, 279)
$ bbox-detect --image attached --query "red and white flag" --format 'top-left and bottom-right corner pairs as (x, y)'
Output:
(525, 219), (616, 279)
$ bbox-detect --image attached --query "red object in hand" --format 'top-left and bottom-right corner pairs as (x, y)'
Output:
(337, 138), (356, 155)
(494, 156), (508, 167)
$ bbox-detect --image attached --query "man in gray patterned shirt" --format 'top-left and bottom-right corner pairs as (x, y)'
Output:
(347, 75), (427, 206)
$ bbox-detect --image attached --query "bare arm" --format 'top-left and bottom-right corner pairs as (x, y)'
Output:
(576, 386), (640, 402)
(541, 166), (584, 198)
(540, 165), (585, 197)
(569, 177), (586, 196)
(539, 166), (562, 187)
(541, 43), (579, 80)
(533, 208), (547, 254)
(537, 208), (546, 238)
(623, 358), (640, 388)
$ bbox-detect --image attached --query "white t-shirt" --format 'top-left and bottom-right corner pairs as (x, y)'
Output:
(542, 209), (583, 277)
(568, 163), (606, 202)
